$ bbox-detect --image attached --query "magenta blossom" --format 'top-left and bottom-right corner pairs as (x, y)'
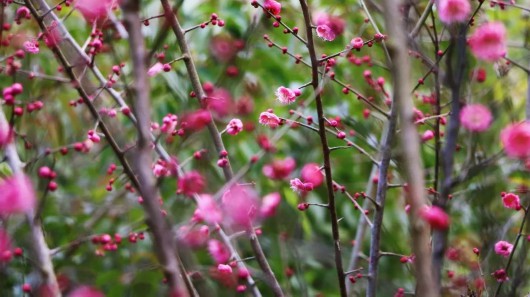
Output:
(195, 194), (223, 225)
(275, 86), (297, 104)
(437, 0), (471, 24)
(494, 240), (513, 257)
(501, 192), (521, 210)
(259, 111), (281, 128)
(300, 163), (324, 187)
(208, 239), (230, 264)
(260, 192), (281, 218)
(75, 0), (114, 23)
(290, 178), (314, 194)
(221, 185), (260, 228)
(500, 122), (530, 159)
(316, 25), (336, 41)
(468, 22), (507, 62)
(460, 104), (493, 132)
(226, 118), (243, 135)
(420, 206), (450, 230)
(262, 157), (296, 180)
(69, 286), (105, 297)
(0, 175), (36, 216)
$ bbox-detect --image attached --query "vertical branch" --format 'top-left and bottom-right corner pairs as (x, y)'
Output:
(120, 1), (190, 296)
(432, 25), (467, 291)
(159, 0), (232, 181)
(346, 163), (377, 295)
(0, 109), (61, 296)
(381, 0), (437, 296)
(159, 1), (282, 295)
(366, 90), (398, 296)
(298, 1), (346, 296)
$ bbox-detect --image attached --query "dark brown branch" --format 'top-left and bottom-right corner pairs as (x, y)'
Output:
(381, 0), (436, 296)
(432, 24), (468, 292)
(298, 0), (346, 296)
(366, 73), (399, 297)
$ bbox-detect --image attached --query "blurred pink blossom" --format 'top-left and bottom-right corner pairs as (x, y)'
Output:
(500, 122), (530, 159)
(437, 0), (471, 24)
(469, 22), (507, 62)
(316, 25), (336, 41)
(460, 104), (492, 132)
(300, 163), (324, 187)
(420, 206), (450, 230)
(221, 185), (260, 228)
(262, 157), (296, 180)
(196, 194), (223, 225)
(260, 192), (281, 217)
(208, 239), (230, 264)
(178, 171), (205, 196)
(75, 0), (113, 23)
(0, 175), (36, 216)
(275, 86), (297, 104)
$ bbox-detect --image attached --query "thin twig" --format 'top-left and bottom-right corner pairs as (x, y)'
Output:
(299, 0), (346, 295)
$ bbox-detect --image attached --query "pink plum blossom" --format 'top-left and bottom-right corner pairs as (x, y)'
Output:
(147, 63), (164, 77)
(460, 104), (493, 132)
(437, 0), (471, 24)
(316, 25), (336, 41)
(420, 206), (450, 230)
(290, 178), (314, 194)
(260, 192), (281, 217)
(221, 186), (260, 228)
(500, 122), (530, 159)
(350, 37), (364, 50)
(468, 22), (507, 62)
(208, 239), (230, 264)
(0, 175), (36, 216)
(494, 240), (513, 257)
(422, 130), (435, 142)
(259, 112), (281, 128)
(178, 225), (209, 248)
(264, 0), (281, 16)
(315, 13), (345, 37)
(23, 40), (39, 54)
(226, 118), (243, 135)
(196, 194), (223, 225)
(275, 86), (297, 104)
(178, 171), (205, 196)
(262, 157), (296, 180)
(300, 163), (324, 187)
(217, 264), (233, 275)
(160, 114), (178, 134)
(501, 192), (521, 210)
(75, 0), (113, 23)
(492, 269), (509, 282)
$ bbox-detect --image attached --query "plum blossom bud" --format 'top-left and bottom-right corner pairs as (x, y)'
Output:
(218, 264), (233, 275)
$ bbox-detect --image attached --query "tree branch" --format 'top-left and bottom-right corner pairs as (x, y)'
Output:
(299, 0), (346, 296)
(381, 0), (436, 296)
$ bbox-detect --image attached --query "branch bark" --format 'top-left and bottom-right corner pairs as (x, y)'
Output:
(432, 25), (467, 291)
(298, 0), (346, 296)
(121, 1), (191, 295)
(366, 83), (399, 297)
(381, 0), (437, 296)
